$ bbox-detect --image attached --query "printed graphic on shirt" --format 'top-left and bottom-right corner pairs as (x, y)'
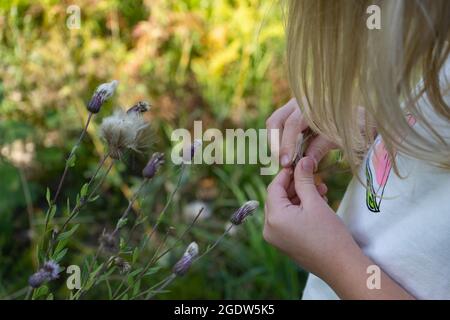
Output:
(365, 115), (416, 212)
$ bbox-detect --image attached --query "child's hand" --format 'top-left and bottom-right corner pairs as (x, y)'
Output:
(263, 157), (358, 281)
(266, 98), (336, 168)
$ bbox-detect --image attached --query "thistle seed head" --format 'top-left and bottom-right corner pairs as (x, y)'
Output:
(142, 152), (165, 179)
(173, 241), (199, 276)
(230, 200), (259, 225)
(127, 101), (151, 114)
(100, 109), (150, 159)
(114, 257), (131, 274)
(87, 80), (118, 113)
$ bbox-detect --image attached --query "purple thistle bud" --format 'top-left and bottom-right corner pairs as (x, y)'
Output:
(28, 271), (49, 288)
(142, 152), (165, 179)
(28, 260), (60, 288)
(42, 260), (60, 280)
(173, 242), (199, 276)
(230, 200), (259, 225)
(87, 80), (118, 113)
(126, 101), (151, 114)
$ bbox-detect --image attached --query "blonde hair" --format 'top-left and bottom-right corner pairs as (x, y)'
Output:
(286, 0), (450, 175)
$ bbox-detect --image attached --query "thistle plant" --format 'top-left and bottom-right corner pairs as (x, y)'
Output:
(23, 81), (259, 300)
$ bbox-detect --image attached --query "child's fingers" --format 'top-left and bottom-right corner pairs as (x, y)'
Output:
(288, 179), (327, 198)
(266, 168), (293, 207)
(280, 109), (305, 167)
(266, 99), (297, 151)
(294, 157), (323, 206)
(304, 136), (336, 171)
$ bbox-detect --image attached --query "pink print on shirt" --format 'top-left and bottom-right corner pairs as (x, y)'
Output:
(365, 115), (416, 212)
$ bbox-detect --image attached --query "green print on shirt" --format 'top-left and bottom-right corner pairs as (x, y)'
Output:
(365, 157), (381, 213)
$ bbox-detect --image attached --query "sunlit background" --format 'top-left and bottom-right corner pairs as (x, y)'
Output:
(0, 0), (351, 299)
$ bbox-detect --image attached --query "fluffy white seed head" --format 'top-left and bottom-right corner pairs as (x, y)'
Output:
(100, 109), (149, 159)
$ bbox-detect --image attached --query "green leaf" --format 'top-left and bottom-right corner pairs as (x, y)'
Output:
(52, 248), (68, 262)
(132, 280), (141, 297)
(46, 293), (54, 300)
(57, 224), (79, 241)
(144, 267), (161, 277)
(116, 218), (128, 230)
(32, 285), (49, 300)
(80, 183), (89, 198)
(88, 195), (100, 203)
(132, 248), (139, 264)
(46, 187), (51, 206)
(67, 154), (76, 167)
(53, 238), (69, 257)
(119, 238), (126, 251)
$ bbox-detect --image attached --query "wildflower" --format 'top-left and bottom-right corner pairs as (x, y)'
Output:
(114, 257), (131, 274)
(100, 109), (149, 159)
(142, 152), (165, 179)
(127, 101), (151, 114)
(28, 260), (60, 288)
(99, 230), (118, 252)
(173, 242), (199, 276)
(182, 139), (202, 163)
(230, 200), (259, 225)
(87, 80), (118, 113)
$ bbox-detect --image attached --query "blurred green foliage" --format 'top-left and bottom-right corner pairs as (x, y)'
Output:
(0, 0), (351, 299)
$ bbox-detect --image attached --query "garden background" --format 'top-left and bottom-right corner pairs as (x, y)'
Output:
(0, 0), (351, 299)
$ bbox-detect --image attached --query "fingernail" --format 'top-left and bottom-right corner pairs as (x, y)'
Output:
(281, 155), (291, 167)
(301, 157), (314, 173)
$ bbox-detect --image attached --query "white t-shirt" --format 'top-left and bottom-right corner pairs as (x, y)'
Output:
(302, 60), (450, 300)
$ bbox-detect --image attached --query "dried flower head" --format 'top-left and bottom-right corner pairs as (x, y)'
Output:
(142, 152), (165, 179)
(100, 109), (149, 159)
(87, 80), (118, 113)
(114, 257), (131, 274)
(182, 139), (202, 163)
(99, 230), (118, 252)
(28, 260), (60, 288)
(230, 200), (259, 225)
(173, 242), (199, 276)
(127, 101), (151, 114)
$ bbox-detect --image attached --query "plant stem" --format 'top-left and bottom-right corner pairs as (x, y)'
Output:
(111, 178), (149, 236)
(147, 164), (185, 242)
(46, 153), (111, 257)
(145, 273), (176, 300)
(52, 112), (93, 204)
(59, 153), (110, 232)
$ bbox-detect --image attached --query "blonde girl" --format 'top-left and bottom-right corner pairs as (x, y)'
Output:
(264, 0), (450, 299)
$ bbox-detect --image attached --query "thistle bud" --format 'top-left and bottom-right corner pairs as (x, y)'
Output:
(28, 271), (48, 288)
(42, 260), (60, 280)
(230, 200), (259, 225)
(142, 152), (165, 179)
(127, 101), (151, 114)
(28, 260), (60, 288)
(173, 242), (199, 276)
(87, 80), (118, 113)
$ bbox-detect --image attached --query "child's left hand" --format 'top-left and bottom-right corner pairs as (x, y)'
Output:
(263, 156), (359, 282)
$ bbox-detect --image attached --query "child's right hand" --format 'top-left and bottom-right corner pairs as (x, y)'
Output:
(266, 98), (336, 169)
